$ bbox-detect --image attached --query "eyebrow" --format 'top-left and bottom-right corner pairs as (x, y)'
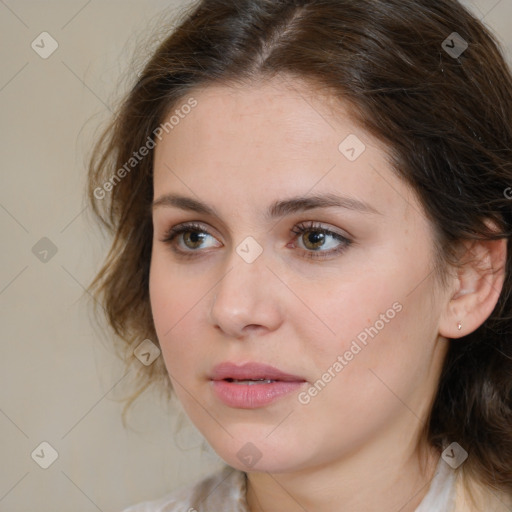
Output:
(152, 192), (381, 218)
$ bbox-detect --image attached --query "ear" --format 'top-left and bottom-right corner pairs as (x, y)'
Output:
(438, 224), (507, 339)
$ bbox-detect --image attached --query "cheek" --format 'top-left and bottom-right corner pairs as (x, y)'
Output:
(291, 291), (436, 453)
(298, 254), (437, 389)
(295, 267), (397, 346)
(149, 247), (208, 326)
(149, 253), (195, 358)
(148, 250), (218, 381)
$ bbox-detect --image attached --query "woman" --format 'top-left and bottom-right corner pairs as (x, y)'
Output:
(88, 0), (512, 510)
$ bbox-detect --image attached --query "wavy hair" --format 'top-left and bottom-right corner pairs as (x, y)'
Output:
(87, 0), (512, 496)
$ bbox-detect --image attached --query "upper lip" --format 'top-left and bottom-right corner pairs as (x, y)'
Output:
(210, 362), (306, 382)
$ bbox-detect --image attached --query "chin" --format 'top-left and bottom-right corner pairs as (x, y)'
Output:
(206, 434), (313, 474)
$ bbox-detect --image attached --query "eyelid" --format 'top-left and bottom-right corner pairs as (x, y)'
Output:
(161, 221), (219, 240)
(291, 220), (351, 241)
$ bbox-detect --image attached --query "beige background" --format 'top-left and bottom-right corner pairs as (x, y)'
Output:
(0, 1), (511, 511)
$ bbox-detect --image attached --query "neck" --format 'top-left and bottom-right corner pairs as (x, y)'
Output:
(245, 435), (441, 512)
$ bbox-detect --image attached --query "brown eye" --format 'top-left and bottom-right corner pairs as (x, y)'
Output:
(290, 221), (352, 260)
(182, 231), (208, 249)
(301, 230), (327, 250)
(161, 222), (222, 257)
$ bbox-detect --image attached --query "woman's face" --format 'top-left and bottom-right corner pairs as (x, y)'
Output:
(150, 77), (451, 473)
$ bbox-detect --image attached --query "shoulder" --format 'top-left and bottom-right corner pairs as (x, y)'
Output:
(453, 469), (512, 512)
(121, 465), (248, 512)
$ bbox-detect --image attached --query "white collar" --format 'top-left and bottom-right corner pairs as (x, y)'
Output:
(414, 455), (457, 512)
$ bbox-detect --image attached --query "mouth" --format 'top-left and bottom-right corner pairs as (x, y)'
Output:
(210, 362), (307, 408)
(223, 378), (278, 385)
(210, 361), (306, 382)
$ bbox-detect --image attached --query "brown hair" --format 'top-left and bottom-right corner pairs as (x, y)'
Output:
(88, 0), (512, 496)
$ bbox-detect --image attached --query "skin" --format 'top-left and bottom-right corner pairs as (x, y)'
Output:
(149, 76), (506, 512)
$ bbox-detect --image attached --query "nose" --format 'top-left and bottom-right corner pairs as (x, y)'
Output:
(209, 251), (284, 338)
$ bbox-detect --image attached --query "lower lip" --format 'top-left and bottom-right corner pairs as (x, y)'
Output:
(211, 380), (305, 408)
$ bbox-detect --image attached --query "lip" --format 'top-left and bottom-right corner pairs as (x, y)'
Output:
(211, 362), (305, 382)
(210, 362), (307, 409)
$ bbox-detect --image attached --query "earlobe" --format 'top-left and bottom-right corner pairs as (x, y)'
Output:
(438, 234), (507, 340)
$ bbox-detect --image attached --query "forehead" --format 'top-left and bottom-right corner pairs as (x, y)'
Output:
(152, 78), (421, 222)
(155, 78), (360, 162)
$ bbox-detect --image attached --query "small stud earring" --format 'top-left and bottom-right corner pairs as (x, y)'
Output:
(457, 321), (462, 331)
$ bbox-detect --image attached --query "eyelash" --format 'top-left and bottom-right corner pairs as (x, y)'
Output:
(160, 221), (352, 260)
